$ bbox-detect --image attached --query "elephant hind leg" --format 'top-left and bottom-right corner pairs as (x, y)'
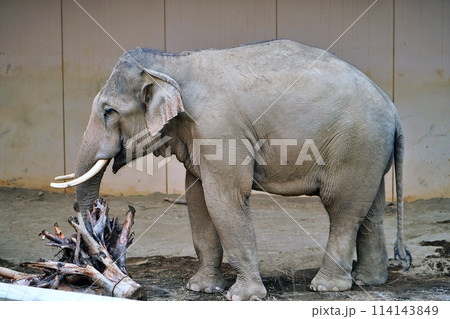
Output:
(352, 180), (389, 286)
(310, 204), (361, 292)
(311, 179), (380, 292)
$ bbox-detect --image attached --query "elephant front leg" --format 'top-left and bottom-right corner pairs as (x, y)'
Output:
(185, 171), (226, 294)
(201, 174), (267, 301)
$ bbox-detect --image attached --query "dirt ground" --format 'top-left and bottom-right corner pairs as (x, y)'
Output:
(0, 187), (449, 301)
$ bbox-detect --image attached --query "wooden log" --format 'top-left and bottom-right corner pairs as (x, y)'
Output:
(0, 266), (40, 282)
(164, 197), (187, 205)
(22, 260), (144, 299)
(0, 198), (146, 300)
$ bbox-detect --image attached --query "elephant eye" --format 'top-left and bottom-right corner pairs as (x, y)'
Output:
(103, 106), (114, 116)
(103, 106), (119, 123)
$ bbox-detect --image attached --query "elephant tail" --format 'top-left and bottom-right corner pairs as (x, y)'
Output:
(393, 114), (412, 270)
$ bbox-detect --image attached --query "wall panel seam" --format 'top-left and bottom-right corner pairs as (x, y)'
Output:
(392, 0), (396, 201)
(60, 0), (67, 190)
(275, 0), (278, 39)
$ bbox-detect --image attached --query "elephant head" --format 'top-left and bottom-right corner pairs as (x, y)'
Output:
(51, 50), (184, 216)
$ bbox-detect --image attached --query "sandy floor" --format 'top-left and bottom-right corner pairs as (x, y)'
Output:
(0, 187), (449, 300)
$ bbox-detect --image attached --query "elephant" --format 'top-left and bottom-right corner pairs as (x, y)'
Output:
(51, 39), (411, 300)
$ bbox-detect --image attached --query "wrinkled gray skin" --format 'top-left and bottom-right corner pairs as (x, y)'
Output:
(74, 40), (406, 300)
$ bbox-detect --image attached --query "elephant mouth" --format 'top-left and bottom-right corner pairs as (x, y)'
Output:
(112, 145), (127, 174)
(112, 138), (144, 174)
(112, 132), (165, 174)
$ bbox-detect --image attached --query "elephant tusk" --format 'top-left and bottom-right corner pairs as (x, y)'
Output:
(50, 159), (108, 189)
(54, 173), (75, 180)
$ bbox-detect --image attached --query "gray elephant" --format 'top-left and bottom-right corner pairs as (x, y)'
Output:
(51, 39), (410, 300)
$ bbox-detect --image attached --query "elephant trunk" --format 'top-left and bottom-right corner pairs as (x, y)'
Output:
(73, 137), (109, 218)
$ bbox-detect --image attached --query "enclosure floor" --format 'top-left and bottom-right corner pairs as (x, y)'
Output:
(0, 187), (448, 300)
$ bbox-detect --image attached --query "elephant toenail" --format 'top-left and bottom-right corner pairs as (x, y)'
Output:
(250, 295), (262, 301)
(318, 285), (327, 292)
(189, 283), (200, 292)
(232, 295), (242, 301)
(332, 287), (339, 292)
(204, 287), (212, 293)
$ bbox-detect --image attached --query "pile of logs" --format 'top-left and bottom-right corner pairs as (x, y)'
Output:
(0, 198), (146, 300)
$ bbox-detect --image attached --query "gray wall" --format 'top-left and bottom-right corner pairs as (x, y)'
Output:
(1, 0), (448, 201)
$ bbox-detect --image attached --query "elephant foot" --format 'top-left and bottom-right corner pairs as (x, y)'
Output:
(309, 269), (352, 292)
(352, 264), (388, 287)
(186, 267), (225, 294)
(226, 278), (267, 301)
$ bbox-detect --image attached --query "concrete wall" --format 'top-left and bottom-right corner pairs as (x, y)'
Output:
(0, 0), (64, 190)
(1, 0), (448, 201)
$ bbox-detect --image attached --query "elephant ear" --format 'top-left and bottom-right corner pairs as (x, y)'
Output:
(141, 69), (184, 136)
